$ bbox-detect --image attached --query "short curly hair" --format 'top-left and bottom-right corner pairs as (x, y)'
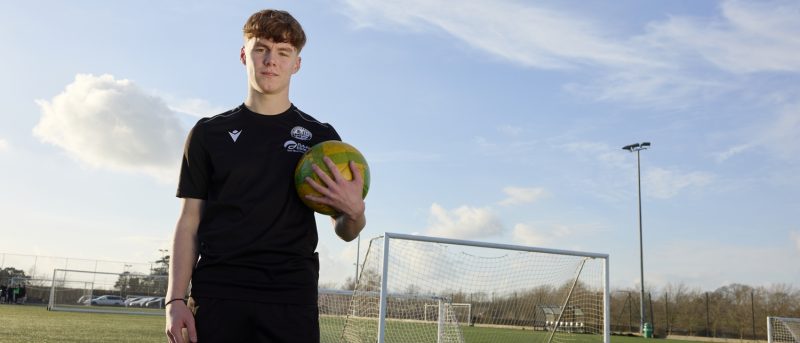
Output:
(243, 9), (306, 52)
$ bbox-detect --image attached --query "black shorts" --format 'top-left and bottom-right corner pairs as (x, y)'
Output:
(189, 297), (319, 343)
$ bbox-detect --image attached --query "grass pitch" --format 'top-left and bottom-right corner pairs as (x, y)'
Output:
(0, 304), (164, 343)
(0, 304), (709, 343)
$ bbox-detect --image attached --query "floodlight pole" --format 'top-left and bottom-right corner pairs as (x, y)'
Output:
(355, 234), (361, 283)
(622, 142), (650, 334)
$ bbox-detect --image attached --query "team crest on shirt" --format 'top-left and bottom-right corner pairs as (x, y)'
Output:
(291, 126), (312, 141)
(284, 140), (310, 153)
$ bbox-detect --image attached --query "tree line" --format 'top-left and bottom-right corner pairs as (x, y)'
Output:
(613, 283), (800, 339)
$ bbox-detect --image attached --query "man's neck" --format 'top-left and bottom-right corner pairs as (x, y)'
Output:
(244, 91), (292, 115)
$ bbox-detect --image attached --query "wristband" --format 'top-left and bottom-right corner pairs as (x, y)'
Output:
(165, 298), (186, 306)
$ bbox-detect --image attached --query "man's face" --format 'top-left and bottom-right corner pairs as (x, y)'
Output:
(241, 37), (301, 96)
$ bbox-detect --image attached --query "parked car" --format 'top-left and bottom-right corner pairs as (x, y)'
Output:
(86, 295), (125, 306)
(129, 296), (157, 307)
(144, 297), (165, 309)
(123, 297), (142, 307)
(76, 295), (100, 304)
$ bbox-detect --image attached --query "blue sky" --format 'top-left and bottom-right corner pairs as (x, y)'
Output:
(1, 0), (798, 292)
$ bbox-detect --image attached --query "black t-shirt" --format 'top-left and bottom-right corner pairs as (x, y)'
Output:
(177, 104), (340, 304)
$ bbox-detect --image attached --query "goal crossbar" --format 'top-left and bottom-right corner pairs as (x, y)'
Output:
(348, 232), (611, 343)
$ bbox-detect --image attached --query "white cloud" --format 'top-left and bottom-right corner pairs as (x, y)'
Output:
(644, 239), (800, 289)
(567, 69), (735, 109)
(499, 186), (547, 206)
(644, 167), (715, 199)
(317, 241), (360, 287)
(163, 96), (226, 118)
(425, 203), (503, 239)
(511, 223), (548, 246)
(342, 0), (653, 70)
(643, 0), (800, 74)
(497, 125), (523, 137)
(343, 0), (800, 108)
(33, 74), (186, 182)
(511, 223), (572, 247)
(711, 101), (800, 163)
(577, 0), (800, 106)
(763, 104), (800, 160)
(714, 142), (756, 162)
(0, 138), (8, 152)
(562, 141), (628, 168)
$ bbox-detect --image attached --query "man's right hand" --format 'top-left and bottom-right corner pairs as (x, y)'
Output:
(166, 301), (197, 343)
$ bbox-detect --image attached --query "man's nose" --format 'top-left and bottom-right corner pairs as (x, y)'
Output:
(262, 52), (277, 65)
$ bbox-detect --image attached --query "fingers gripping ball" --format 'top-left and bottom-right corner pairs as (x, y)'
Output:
(294, 140), (370, 215)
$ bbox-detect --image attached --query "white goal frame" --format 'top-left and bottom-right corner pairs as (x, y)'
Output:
(47, 268), (165, 316)
(768, 316), (800, 343)
(424, 303), (472, 326)
(368, 232), (610, 343)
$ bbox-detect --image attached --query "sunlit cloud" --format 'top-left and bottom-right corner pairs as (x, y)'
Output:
(163, 96), (227, 118)
(561, 141), (628, 169)
(497, 124), (523, 137)
(714, 143), (757, 163)
(511, 222), (572, 247)
(641, 0), (800, 74)
(33, 74), (185, 182)
(343, 0), (654, 70)
(426, 203), (503, 239)
(644, 167), (715, 199)
(499, 186), (547, 206)
(343, 0), (800, 108)
(762, 104), (800, 160)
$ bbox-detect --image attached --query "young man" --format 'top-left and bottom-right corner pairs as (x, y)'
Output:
(165, 9), (366, 343)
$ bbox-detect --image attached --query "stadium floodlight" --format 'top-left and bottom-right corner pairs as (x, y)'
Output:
(622, 141), (650, 334)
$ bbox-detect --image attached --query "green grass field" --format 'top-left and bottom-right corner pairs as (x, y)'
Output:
(0, 304), (709, 343)
(0, 304), (165, 343)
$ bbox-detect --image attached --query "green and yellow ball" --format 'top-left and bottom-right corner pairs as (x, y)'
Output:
(294, 140), (370, 215)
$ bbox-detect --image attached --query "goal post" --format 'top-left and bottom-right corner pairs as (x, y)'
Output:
(425, 303), (472, 325)
(342, 232), (610, 343)
(768, 317), (800, 343)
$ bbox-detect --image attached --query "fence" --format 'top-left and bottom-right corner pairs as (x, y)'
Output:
(1, 252), (157, 280)
(610, 286), (800, 341)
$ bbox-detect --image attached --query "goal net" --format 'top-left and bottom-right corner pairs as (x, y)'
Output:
(320, 288), (358, 343)
(769, 317), (800, 343)
(341, 233), (610, 343)
(425, 303), (472, 325)
(48, 269), (167, 315)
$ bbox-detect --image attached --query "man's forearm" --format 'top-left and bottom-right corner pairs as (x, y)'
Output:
(166, 222), (199, 300)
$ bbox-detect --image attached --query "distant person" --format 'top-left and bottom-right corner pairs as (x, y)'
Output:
(11, 285), (18, 304)
(19, 285), (27, 304)
(165, 9), (366, 343)
(0, 285), (6, 303)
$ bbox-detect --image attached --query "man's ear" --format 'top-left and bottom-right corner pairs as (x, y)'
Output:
(293, 56), (302, 74)
(240, 46), (246, 66)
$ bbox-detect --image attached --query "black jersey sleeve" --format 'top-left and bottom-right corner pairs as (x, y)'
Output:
(176, 121), (210, 199)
